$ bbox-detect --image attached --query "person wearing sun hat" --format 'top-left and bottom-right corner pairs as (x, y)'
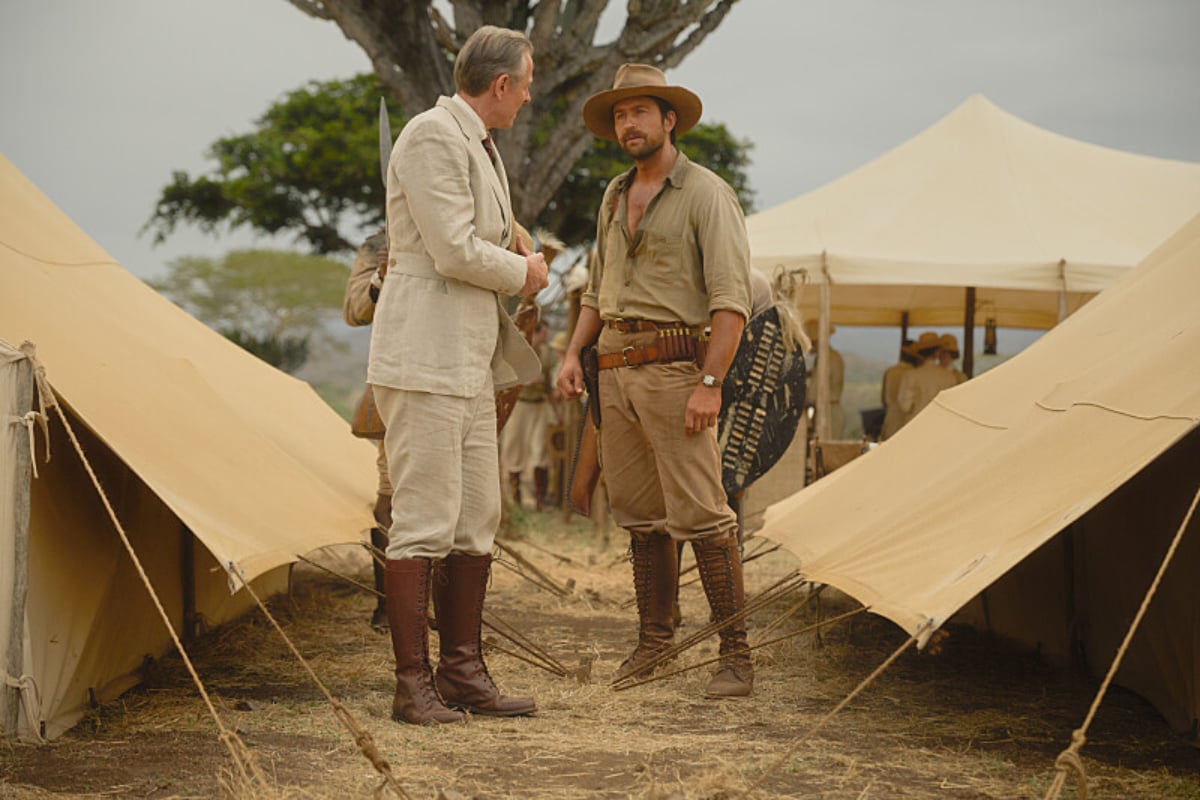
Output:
(937, 333), (969, 385)
(898, 330), (958, 419)
(556, 63), (755, 698)
(880, 338), (920, 441)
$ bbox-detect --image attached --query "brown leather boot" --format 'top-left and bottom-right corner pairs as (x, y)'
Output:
(385, 559), (465, 725)
(370, 527), (389, 631)
(614, 531), (678, 682)
(433, 553), (537, 717)
(533, 467), (549, 511)
(693, 535), (753, 698)
(508, 472), (523, 506)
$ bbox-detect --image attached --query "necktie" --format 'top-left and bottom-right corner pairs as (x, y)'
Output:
(482, 135), (497, 165)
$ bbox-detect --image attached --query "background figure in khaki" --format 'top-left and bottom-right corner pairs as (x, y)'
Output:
(804, 318), (846, 439)
(880, 339), (918, 441)
(501, 321), (552, 509)
(369, 25), (547, 726)
(898, 331), (958, 419)
(938, 333), (969, 385)
(557, 64), (755, 699)
(342, 227), (391, 630)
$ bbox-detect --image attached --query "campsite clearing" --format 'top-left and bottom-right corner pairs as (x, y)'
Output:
(1, 514), (1196, 799)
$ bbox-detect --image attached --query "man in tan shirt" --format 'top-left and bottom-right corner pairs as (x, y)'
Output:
(898, 331), (957, 419)
(342, 228), (391, 630)
(557, 64), (754, 698)
(880, 339), (919, 441)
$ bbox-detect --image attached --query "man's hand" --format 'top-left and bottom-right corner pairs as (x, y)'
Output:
(556, 352), (585, 399)
(375, 239), (388, 279)
(515, 236), (549, 296)
(685, 383), (722, 435)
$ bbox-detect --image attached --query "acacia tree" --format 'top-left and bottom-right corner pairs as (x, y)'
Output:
(146, 73), (753, 252)
(286, 0), (743, 225)
(150, 249), (349, 372)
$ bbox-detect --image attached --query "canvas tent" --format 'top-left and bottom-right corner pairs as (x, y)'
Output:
(758, 213), (1200, 735)
(746, 93), (1200, 331)
(0, 153), (378, 740)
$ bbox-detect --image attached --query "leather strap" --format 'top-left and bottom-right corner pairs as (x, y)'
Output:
(597, 345), (695, 370)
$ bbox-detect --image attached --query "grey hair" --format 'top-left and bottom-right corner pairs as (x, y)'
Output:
(454, 25), (533, 97)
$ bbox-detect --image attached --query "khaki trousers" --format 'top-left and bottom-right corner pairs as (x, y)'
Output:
(596, 328), (738, 542)
(500, 398), (549, 474)
(372, 384), (500, 559)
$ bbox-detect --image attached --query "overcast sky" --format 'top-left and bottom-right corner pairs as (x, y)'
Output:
(2, 1), (1198, 356)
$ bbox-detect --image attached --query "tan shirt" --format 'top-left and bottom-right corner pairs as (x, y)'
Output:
(582, 152), (751, 325)
(898, 361), (958, 416)
(343, 229), (387, 327)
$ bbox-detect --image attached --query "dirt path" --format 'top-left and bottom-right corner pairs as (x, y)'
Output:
(2, 514), (1197, 799)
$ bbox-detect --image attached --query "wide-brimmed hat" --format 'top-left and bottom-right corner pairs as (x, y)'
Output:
(915, 331), (941, 356)
(938, 333), (960, 358)
(582, 63), (702, 141)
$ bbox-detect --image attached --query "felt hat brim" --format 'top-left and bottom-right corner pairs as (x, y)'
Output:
(582, 64), (702, 141)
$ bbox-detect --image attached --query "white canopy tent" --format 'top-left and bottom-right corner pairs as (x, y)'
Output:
(746, 92), (1200, 447)
(758, 213), (1200, 734)
(747, 93), (1200, 331)
(0, 154), (377, 739)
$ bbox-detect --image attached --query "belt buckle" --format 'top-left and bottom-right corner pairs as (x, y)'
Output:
(621, 345), (639, 368)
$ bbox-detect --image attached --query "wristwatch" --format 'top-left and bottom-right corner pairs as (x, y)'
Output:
(700, 374), (723, 388)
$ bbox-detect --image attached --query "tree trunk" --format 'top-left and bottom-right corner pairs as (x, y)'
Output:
(287, 0), (743, 222)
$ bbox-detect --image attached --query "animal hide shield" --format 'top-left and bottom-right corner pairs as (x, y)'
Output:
(717, 305), (807, 496)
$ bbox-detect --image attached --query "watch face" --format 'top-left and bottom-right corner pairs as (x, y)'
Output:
(703, 374), (717, 387)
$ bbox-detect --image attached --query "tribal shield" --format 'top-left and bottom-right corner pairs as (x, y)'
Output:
(717, 305), (807, 496)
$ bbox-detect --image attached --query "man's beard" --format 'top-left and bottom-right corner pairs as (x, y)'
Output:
(622, 134), (664, 162)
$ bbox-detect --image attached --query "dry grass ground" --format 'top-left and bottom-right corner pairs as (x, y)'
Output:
(2, 510), (1197, 799)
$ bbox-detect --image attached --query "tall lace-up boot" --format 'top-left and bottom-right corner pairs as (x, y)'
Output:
(385, 559), (465, 725)
(693, 535), (753, 697)
(370, 527), (389, 630)
(433, 553), (537, 716)
(613, 531), (678, 682)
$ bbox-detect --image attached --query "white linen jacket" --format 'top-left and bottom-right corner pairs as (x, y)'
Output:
(368, 94), (540, 397)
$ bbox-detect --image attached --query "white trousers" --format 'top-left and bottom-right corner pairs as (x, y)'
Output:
(372, 384), (500, 559)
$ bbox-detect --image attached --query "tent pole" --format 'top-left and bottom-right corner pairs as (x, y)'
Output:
(3, 353), (34, 739)
(1057, 259), (1069, 323)
(900, 311), (909, 344)
(963, 287), (976, 378)
(816, 253), (832, 443)
(180, 523), (196, 645)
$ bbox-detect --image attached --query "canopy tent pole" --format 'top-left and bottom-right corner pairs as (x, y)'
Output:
(900, 311), (910, 345)
(964, 287), (977, 378)
(1057, 259), (1069, 323)
(3, 349), (33, 739)
(816, 253), (832, 443)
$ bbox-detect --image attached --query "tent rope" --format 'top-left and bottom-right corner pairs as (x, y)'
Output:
(228, 567), (413, 800)
(750, 630), (919, 793)
(30, 352), (270, 792)
(1042, 483), (1200, 800)
(2, 672), (46, 744)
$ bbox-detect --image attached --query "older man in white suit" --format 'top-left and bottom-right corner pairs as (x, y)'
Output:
(369, 26), (548, 726)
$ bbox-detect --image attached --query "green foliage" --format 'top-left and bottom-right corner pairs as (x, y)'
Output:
(149, 249), (348, 372)
(148, 74), (754, 253)
(145, 74), (405, 254)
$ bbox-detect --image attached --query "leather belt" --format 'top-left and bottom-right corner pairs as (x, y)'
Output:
(605, 318), (688, 333)
(596, 345), (695, 370)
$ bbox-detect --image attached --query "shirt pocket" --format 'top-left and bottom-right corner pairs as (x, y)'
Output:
(640, 229), (684, 276)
